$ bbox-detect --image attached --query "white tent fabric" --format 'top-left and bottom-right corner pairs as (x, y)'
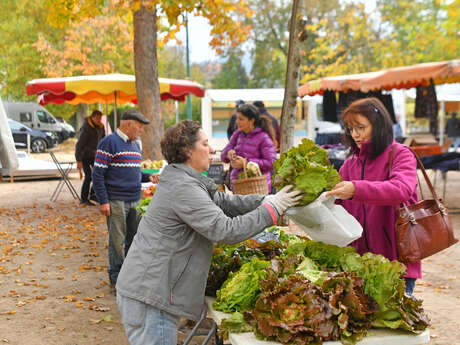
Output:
(200, 88), (320, 143)
(0, 97), (18, 171)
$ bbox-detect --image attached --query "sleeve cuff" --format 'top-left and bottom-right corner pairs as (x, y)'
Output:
(263, 203), (278, 225)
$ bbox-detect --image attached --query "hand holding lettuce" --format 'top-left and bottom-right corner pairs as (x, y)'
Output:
(273, 138), (341, 206)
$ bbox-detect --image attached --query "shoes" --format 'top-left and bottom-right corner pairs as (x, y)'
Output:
(109, 278), (117, 296)
(80, 200), (96, 206)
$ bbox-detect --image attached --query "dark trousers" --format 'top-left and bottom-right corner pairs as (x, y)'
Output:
(81, 158), (95, 202)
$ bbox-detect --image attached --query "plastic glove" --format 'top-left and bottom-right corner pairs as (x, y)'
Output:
(264, 185), (304, 215)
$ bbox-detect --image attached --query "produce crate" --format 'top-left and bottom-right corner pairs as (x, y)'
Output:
(141, 168), (160, 174)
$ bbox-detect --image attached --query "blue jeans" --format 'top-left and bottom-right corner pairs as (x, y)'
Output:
(451, 136), (460, 152)
(405, 277), (416, 295)
(107, 200), (139, 284)
(117, 294), (179, 345)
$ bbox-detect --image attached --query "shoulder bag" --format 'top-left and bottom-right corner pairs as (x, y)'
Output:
(389, 146), (458, 262)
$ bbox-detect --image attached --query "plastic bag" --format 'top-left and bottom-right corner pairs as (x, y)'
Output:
(286, 192), (362, 247)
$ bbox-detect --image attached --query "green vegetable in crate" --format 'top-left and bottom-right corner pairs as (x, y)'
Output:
(237, 161), (262, 179)
(273, 138), (342, 205)
(213, 258), (270, 313)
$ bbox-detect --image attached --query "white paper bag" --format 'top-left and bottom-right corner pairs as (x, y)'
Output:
(286, 192), (362, 247)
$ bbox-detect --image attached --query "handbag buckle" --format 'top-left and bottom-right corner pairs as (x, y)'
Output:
(408, 213), (417, 224)
(438, 203), (447, 216)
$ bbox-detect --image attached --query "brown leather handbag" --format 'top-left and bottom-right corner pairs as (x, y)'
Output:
(390, 147), (458, 262)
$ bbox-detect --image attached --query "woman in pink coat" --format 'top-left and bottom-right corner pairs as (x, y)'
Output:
(221, 104), (277, 191)
(326, 97), (421, 294)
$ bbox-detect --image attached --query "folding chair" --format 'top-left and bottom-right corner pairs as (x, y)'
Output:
(49, 151), (80, 202)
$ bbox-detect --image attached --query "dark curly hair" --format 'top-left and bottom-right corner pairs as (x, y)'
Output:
(342, 97), (393, 158)
(161, 120), (202, 163)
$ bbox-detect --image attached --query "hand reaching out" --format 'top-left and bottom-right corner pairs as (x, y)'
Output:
(325, 181), (356, 200)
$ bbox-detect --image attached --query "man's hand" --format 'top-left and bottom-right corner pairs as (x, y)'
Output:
(149, 174), (160, 184)
(77, 161), (82, 170)
(325, 181), (356, 200)
(100, 203), (110, 216)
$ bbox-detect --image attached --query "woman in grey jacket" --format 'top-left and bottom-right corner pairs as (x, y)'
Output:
(116, 120), (302, 345)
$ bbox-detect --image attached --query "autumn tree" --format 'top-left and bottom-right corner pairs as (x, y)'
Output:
(43, 0), (252, 160)
(299, 0), (460, 84)
(212, 48), (249, 89)
(374, 0), (460, 67)
(0, 0), (63, 99)
(280, 0), (307, 153)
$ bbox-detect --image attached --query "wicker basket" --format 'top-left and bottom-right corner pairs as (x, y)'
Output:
(232, 159), (269, 195)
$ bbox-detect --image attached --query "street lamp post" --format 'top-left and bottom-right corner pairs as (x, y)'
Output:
(185, 12), (192, 120)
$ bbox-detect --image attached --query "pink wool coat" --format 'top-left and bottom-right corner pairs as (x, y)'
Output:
(337, 141), (422, 278)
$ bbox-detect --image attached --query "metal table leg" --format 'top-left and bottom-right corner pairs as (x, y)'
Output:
(49, 152), (80, 202)
(182, 309), (217, 345)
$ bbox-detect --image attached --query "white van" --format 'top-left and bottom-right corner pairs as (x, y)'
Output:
(3, 102), (68, 142)
(305, 97), (343, 141)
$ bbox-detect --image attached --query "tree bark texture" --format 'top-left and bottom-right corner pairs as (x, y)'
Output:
(280, 0), (308, 154)
(76, 103), (88, 137)
(133, 6), (164, 160)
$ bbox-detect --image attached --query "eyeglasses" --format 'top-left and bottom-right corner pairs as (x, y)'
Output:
(345, 124), (369, 134)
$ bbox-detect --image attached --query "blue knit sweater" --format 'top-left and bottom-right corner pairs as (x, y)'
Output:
(92, 131), (149, 204)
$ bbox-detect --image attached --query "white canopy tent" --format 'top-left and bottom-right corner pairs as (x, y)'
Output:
(201, 89), (321, 150)
(201, 88), (288, 140)
(0, 96), (18, 172)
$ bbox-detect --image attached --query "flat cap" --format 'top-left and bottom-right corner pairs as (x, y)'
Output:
(121, 110), (150, 124)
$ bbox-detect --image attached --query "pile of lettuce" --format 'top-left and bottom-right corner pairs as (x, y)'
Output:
(273, 138), (342, 205)
(303, 241), (430, 332)
(205, 227), (299, 297)
(244, 257), (379, 345)
(213, 239), (430, 345)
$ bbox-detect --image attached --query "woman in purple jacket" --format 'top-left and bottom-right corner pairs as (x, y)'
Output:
(221, 104), (277, 191)
(326, 97), (421, 294)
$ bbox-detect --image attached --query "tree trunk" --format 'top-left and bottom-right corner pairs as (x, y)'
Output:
(280, 0), (308, 153)
(76, 103), (88, 137)
(133, 5), (163, 160)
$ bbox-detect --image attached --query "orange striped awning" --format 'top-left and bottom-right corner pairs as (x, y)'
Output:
(298, 59), (460, 97)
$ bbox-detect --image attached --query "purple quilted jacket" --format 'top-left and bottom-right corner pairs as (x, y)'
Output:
(221, 128), (277, 190)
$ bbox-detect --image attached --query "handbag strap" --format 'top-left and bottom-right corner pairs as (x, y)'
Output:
(388, 146), (424, 199)
(390, 145), (447, 216)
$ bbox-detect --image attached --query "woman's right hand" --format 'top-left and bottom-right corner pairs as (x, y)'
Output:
(325, 181), (356, 200)
(230, 156), (245, 169)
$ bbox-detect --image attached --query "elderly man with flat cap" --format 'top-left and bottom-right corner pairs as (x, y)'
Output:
(92, 109), (152, 291)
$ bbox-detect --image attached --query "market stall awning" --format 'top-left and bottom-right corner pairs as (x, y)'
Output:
(26, 74), (206, 105)
(299, 59), (460, 97)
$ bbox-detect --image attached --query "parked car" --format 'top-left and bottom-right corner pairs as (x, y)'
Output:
(8, 119), (58, 153)
(3, 102), (68, 143)
(55, 116), (76, 138)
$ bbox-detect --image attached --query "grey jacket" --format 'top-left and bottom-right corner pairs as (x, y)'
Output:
(116, 163), (275, 321)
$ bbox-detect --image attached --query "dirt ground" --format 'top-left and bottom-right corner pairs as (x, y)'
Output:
(0, 145), (459, 345)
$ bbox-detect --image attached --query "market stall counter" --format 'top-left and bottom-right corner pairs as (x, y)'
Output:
(205, 297), (430, 345)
